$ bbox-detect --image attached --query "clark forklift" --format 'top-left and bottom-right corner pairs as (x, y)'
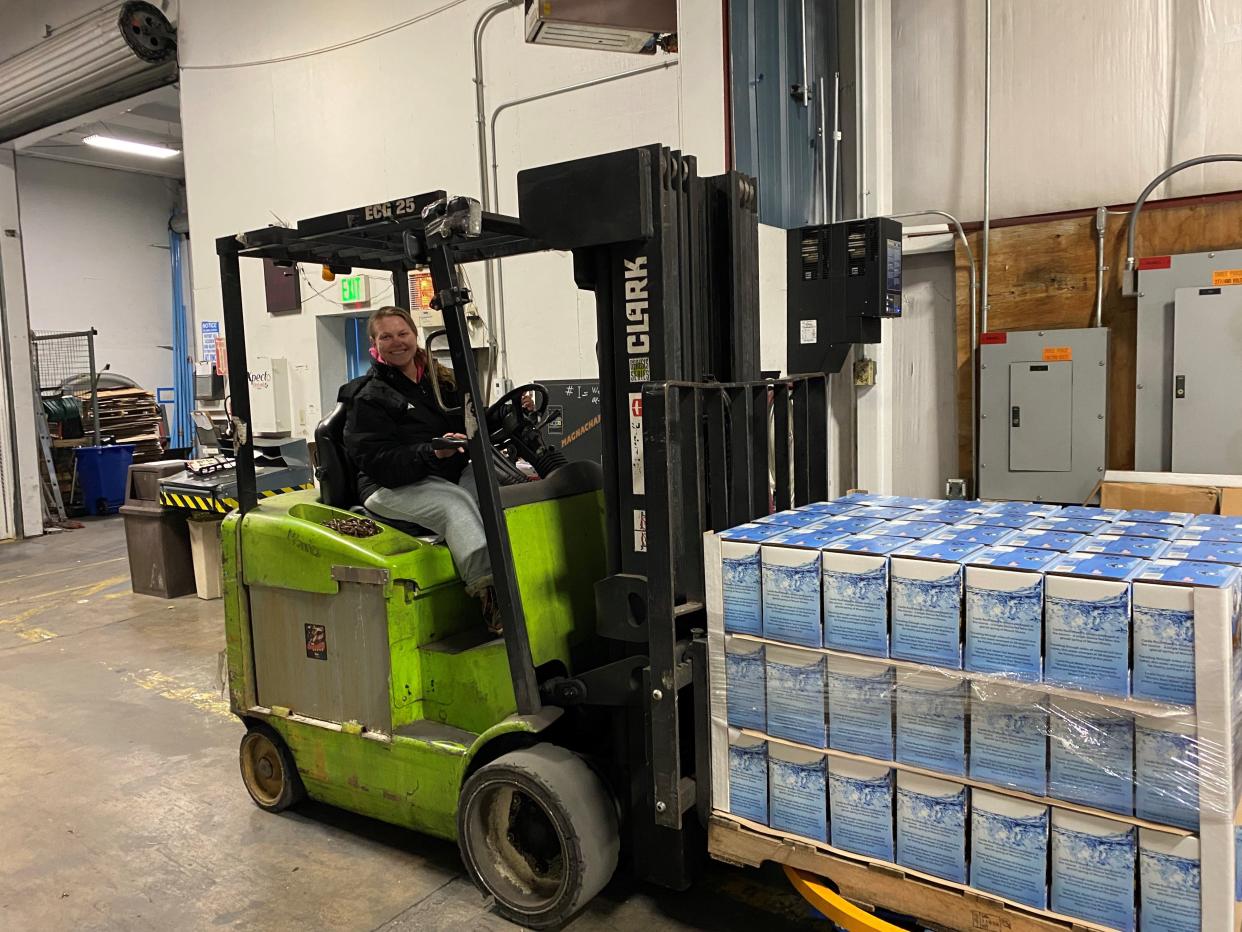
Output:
(219, 145), (833, 928)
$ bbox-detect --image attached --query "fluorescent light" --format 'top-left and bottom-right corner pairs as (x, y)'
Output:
(82, 134), (180, 159)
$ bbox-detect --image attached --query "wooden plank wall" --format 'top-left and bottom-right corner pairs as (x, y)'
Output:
(954, 196), (1242, 480)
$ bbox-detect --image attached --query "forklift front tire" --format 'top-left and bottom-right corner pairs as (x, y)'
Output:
(239, 722), (305, 813)
(457, 744), (620, 929)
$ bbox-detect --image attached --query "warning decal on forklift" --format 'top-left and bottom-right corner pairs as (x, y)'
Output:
(305, 624), (327, 660)
(634, 509), (647, 553)
(629, 393), (645, 495)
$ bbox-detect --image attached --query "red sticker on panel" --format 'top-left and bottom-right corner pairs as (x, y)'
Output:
(1137, 256), (1172, 271)
(980, 332), (1008, 344)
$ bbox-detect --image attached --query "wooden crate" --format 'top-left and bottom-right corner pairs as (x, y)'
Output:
(709, 815), (1094, 932)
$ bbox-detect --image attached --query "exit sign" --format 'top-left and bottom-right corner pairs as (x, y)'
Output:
(340, 274), (370, 306)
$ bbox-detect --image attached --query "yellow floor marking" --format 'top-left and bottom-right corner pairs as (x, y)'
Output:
(0, 556), (125, 587)
(17, 628), (58, 642)
(122, 668), (232, 719)
(0, 606), (48, 627)
(0, 574), (129, 608)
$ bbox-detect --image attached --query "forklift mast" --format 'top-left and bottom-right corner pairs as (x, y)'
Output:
(216, 145), (829, 894)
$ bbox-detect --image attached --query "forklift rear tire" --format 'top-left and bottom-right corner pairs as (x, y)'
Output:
(457, 744), (619, 929)
(239, 722), (305, 813)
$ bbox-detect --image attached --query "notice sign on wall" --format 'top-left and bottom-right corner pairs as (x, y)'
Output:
(201, 320), (220, 363)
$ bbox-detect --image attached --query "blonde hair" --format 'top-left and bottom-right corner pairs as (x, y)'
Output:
(367, 306), (454, 388)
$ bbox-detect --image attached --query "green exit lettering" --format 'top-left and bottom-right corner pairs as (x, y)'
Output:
(341, 275), (364, 304)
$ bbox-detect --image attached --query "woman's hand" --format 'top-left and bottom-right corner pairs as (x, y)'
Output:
(434, 432), (468, 459)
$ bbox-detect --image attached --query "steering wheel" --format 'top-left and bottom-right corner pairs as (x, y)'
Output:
(485, 383), (550, 445)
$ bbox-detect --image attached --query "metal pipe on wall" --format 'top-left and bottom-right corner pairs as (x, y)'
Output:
(487, 58), (680, 383)
(888, 210), (979, 494)
(1093, 206), (1107, 328)
(980, 0), (992, 333)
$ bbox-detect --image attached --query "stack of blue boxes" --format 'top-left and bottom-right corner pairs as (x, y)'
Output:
(720, 496), (1242, 932)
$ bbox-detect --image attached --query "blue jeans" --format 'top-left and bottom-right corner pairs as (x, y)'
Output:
(364, 470), (493, 594)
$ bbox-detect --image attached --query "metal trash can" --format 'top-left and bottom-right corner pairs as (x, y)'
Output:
(120, 461), (196, 598)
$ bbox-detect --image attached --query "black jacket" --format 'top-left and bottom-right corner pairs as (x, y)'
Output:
(340, 362), (467, 502)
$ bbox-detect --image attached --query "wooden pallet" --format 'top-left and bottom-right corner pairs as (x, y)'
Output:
(708, 815), (1097, 932)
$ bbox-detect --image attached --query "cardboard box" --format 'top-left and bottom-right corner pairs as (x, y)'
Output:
(827, 655), (894, 760)
(1117, 509), (1193, 526)
(793, 501), (860, 518)
(970, 790), (1049, 910)
(957, 512), (1042, 530)
(1135, 713), (1200, 831)
(1221, 487), (1242, 517)
(1132, 559), (1242, 704)
(1043, 552), (1143, 697)
(890, 539), (982, 668)
(895, 668), (967, 776)
(1178, 524), (1242, 544)
(1076, 534), (1170, 560)
(1162, 539), (1242, 565)
(1139, 830), (1201, 931)
(929, 524), (1015, 547)
(879, 519), (944, 540)
(1058, 505), (1124, 521)
(964, 547), (1059, 681)
(768, 743), (828, 842)
(727, 730), (768, 824)
(765, 645), (827, 747)
(1100, 480), (1218, 516)
(1003, 529), (1088, 552)
(828, 758), (895, 861)
(755, 508), (830, 528)
(761, 534), (828, 647)
(895, 772), (967, 883)
(720, 523), (785, 635)
(969, 681), (1048, 796)
(723, 636), (766, 730)
(821, 534), (905, 656)
(1030, 516), (1112, 535)
(1050, 810), (1137, 932)
(1047, 696), (1134, 815)
(1110, 520), (1182, 540)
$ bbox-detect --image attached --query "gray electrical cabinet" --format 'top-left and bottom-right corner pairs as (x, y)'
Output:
(979, 327), (1109, 503)
(1170, 285), (1242, 474)
(1134, 248), (1242, 470)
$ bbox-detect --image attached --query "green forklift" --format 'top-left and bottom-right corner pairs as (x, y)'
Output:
(217, 145), (830, 927)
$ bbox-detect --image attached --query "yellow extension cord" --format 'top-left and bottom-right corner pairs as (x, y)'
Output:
(783, 865), (905, 931)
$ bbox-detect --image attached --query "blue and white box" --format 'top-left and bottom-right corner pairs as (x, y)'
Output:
(890, 539), (982, 668)
(854, 505), (916, 521)
(1133, 559), (1242, 704)
(1078, 534), (1170, 560)
(930, 524), (1015, 547)
(1004, 529), (1087, 553)
(814, 513), (886, 537)
(885, 496), (942, 510)
(827, 655), (894, 760)
(1048, 697), (1134, 815)
(1057, 505), (1124, 522)
(895, 772), (967, 883)
(724, 636), (766, 730)
(970, 790), (1049, 910)
(828, 759), (894, 861)
(1118, 509), (1193, 526)
(1163, 539), (1242, 566)
(761, 537), (824, 647)
(1043, 552), (1143, 697)
(1110, 520), (1181, 541)
(756, 508), (828, 528)
(1051, 809), (1136, 932)
(969, 682), (1048, 795)
(765, 645), (827, 747)
(727, 731), (769, 824)
(822, 536), (903, 657)
(768, 743), (828, 842)
(1135, 714), (1200, 831)
(921, 500), (996, 522)
(880, 519), (944, 540)
(1189, 513), (1242, 530)
(1032, 516), (1116, 535)
(794, 501), (859, 518)
(834, 492), (897, 505)
(895, 669), (967, 776)
(965, 547), (1058, 681)
(721, 523), (784, 635)
(1179, 524), (1242, 544)
(958, 512), (1042, 530)
(1139, 830), (1200, 932)
(989, 501), (1063, 518)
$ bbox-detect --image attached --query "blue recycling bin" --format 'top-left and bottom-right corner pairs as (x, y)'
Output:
(75, 445), (135, 515)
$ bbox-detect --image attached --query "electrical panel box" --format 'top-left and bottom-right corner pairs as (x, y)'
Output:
(1170, 285), (1242, 474)
(787, 217), (902, 374)
(978, 328), (1108, 503)
(1134, 247), (1242, 470)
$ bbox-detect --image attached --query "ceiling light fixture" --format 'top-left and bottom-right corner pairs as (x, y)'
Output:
(82, 134), (180, 159)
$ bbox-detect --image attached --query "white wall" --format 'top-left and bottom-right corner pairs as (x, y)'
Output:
(17, 156), (179, 394)
(891, 0), (1242, 220)
(178, 0), (725, 440)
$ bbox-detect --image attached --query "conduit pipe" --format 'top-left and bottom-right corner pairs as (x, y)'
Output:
(888, 210), (979, 494)
(980, 0), (992, 333)
(487, 58), (680, 382)
(1093, 206), (1107, 327)
(1121, 153), (1242, 296)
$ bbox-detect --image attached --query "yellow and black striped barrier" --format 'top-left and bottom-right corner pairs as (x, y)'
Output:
(158, 484), (313, 513)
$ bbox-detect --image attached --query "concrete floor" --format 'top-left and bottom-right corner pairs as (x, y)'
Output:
(0, 518), (822, 932)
